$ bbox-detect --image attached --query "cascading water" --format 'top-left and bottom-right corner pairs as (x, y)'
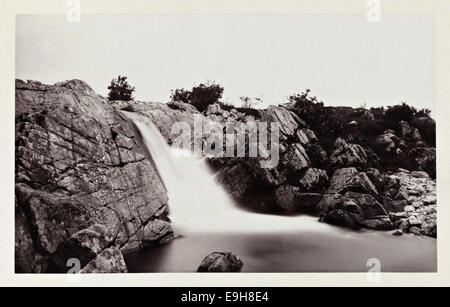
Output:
(123, 110), (341, 234)
(123, 111), (437, 272)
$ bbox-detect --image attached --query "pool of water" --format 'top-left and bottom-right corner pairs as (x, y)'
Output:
(125, 218), (437, 272)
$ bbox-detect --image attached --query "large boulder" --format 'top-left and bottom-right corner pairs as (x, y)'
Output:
(275, 185), (300, 211)
(15, 79), (172, 272)
(281, 143), (310, 172)
(328, 168), (378, 196)
(80, 247), (128, 273)
(399, 121), (413, 136)
(399, 120), (422, 141)
(375, 130), (406, 155)
(47, 224), (117, 273)
(297, 168), (329, 193)
(197, 252), (243, 272)
(260, 105), (306, 141)
(274, 185), (321, 212)
(317, 168), (393, 230)
(329, 138), (369, 168)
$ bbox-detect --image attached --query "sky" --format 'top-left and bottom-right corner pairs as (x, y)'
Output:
(16, 14), (435, 113)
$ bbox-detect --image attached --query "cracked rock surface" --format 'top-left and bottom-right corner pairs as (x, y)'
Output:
(15, 79), (173, 272)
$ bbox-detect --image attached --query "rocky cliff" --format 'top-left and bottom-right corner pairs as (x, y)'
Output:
(15, 79), (437, 273)
(15, 79), (175, 273)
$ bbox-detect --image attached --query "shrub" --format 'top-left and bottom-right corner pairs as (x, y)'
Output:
(107, 75), (135, 101)
(289, 89), (343, 136)
(385, 102), (417, 123)
(170, 81), (224, 112)
(170, 88), (191, 104)
(189, 81), (224, 112)
(416, 108), (432, 118)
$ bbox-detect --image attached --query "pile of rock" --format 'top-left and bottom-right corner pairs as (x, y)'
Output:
(384, 170), (436, 237)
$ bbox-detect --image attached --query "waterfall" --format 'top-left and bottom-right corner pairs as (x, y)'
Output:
(122, 111), (349, 234)
(122, 111), (437, 273)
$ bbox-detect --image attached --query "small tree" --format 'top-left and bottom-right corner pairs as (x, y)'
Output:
(289, 89), (343, 136)
(107, 75), (135, 101)
(189, 81), (224, 112)
(170, 88), (191, 104)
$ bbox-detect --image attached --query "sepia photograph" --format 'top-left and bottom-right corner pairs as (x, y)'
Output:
(14, 8), (438, 276)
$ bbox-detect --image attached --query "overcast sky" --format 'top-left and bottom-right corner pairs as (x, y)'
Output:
(16, 14), (435, 113)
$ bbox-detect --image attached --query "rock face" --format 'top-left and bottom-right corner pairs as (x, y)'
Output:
(197, 252), (243, 272)
(15, 79), (174, 272)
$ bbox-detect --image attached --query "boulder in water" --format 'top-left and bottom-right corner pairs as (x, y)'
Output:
(197, 252), (243, 272)
(393, 229), (404, 236)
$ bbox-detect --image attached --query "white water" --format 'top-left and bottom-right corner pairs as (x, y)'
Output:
(124, 111), (344, 234)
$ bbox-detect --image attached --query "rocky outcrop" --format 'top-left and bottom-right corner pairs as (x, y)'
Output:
(197, 252), (243, 272)
(329, 138), (369, 168)
(318, 168), (393, 230)
(375, 129), (407, 157)
(317, 167), (437, 235)
(399, 121), (421, 141)
(260, 105), (307, 141)
(15, 79), (174, 272)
